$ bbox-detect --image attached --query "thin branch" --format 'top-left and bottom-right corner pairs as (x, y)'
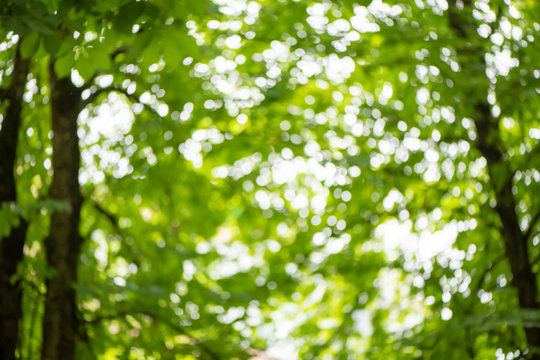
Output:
(82, 46), (133, 89)
(87, 199), (143, 268)
(82, 86), (158, 116)
(110, 45), (131, 60)
(471, 254), (506, 296)
(506, 143), (540, 183)
(517, 143), (540, 172)
(531, 253), (540, 272)
(82, 73), (99, 91)
(91, 200), (121, 234)
(525, 210), (540, 242)
(82, 85), (126, 107)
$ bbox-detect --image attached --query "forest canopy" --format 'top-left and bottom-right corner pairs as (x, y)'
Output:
(1, 0), (540, 359)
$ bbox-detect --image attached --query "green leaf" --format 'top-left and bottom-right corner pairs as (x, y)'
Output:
(53, 53), (75, 78)
(20, 32), (41, 59)
(22, 17), (55, 35)
(43, 33), (62, 55)
(115, 2), (146, 33)
(86, 46), (111, 71)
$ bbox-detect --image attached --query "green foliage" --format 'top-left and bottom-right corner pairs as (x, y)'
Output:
(1, 0), (540, 359)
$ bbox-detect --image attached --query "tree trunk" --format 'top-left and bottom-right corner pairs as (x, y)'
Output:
(0, 43), (30, 360)
(447, 1), (540, 356)
(41, 61), (83, 360)
(475, 102), (540, 350)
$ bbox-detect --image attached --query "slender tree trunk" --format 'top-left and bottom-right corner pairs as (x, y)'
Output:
(475, 102), (540, 350)
(448, 1), (540, 356)
(41, 60), (83, 360)
(0, 43), (30, 360)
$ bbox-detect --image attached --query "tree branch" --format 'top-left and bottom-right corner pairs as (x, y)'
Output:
(82, 85), (127, 107)
(82, 86), (158, 116)
(91, 200), (121, 234)
(525, 210), (540, 243)
(110, 45), (131, 60)
(514, 142), (540, 175)
(471, 254), (506, 296)
(82, 45), (133, 90)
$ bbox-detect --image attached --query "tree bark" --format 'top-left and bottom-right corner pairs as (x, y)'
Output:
(0, 43), (30, 360)
(448, 1), (540, 356)
(476, 102), (540, 351)
(41, 60), (83, 360)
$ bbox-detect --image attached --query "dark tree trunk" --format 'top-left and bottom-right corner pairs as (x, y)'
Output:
(475, 103), (540, 351)
(448, 1), (540, 356)
(40, 61), (83, 360)
(0, 43), (30, 360)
